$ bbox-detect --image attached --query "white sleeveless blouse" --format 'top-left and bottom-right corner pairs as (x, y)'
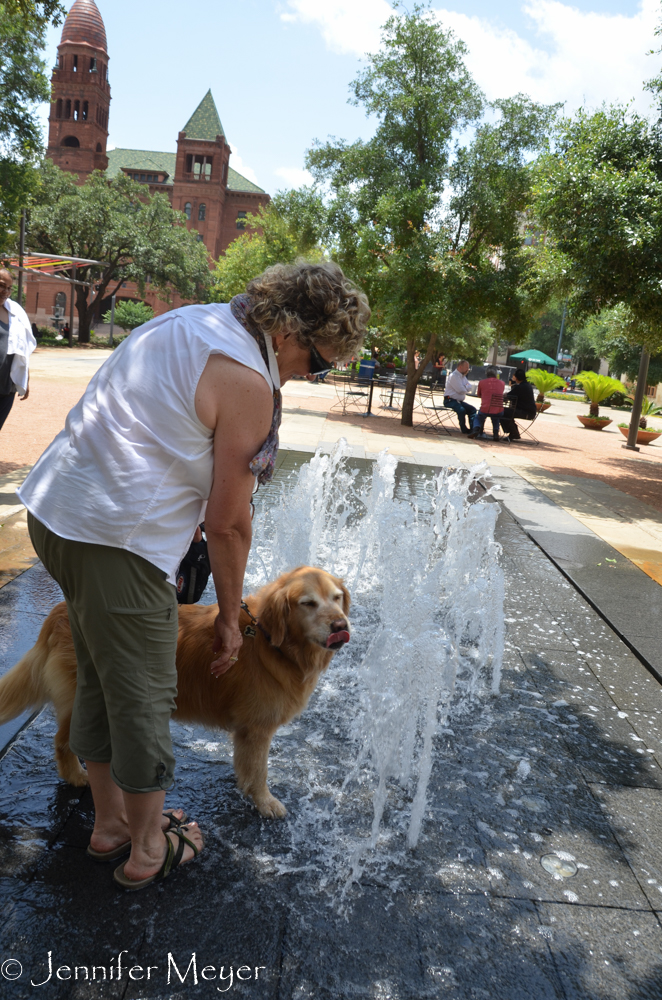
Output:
(18, 303), (274, 584)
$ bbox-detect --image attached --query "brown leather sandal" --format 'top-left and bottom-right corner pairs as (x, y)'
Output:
(86, 810), (188, 862)
(113, 826), (201, 890)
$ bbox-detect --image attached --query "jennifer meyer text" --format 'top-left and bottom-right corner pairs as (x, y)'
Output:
(1, 951), (267, 991)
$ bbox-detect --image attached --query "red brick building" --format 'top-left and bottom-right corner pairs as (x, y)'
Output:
(26, 0), (269, 329)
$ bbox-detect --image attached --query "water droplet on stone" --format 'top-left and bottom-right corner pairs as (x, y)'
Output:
(541, 853), (578, 878)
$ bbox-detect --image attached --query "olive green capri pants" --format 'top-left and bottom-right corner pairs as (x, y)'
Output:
(28, 513), (178, 794)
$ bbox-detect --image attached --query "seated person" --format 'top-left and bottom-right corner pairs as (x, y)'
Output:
(444, 360), (476, 434)
(499, 369), (536, 440)
(468, 367), (505, 440)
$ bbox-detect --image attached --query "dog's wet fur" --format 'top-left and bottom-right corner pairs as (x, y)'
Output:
(0, 567), (350, 818)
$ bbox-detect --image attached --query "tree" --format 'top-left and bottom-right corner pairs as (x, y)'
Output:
(307, 3), (556, 424)
(102, 299), (154, 335)
(28, 163), (212, 341)
(3, 2), (65, 24)
(209, 187), (326, 301)
(525, 368), (565, 404)
(573, 371), (624, 419)
(531, 105), (662, 442)
(0, 2), (51, 254)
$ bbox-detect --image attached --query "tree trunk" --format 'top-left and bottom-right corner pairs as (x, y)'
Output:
(76, 284), (92, 344)
(401, 332), (437, 427)
(536, 392), (544, 403)
(589, 401), (599, 418)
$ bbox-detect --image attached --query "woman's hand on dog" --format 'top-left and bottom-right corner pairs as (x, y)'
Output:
(211, 615), (243, 676)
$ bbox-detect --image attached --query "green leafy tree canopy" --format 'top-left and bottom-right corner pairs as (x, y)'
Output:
(307, 2), (557, 424)
(532, 105), (662, 354)
(102, 299), (154, 334)
(0, 2), (52, 255)
(29, 162), (212, 342)
(209, 187), (326, 303)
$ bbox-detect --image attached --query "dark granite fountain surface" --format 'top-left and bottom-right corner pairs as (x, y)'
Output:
(1, 454), (662, 999)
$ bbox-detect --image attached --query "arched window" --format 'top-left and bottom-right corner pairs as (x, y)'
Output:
(56, 98), (62, 118)
(62, 135), (80, 147)
(65, 99), (71, 118)
(198, 203), (206, 221)
(82, 101), (88, 121)
(184, 202), (192, 220)
(96, 143), (102, 152)
(73, 100), (80, 121)
(89, 57), (97, 72)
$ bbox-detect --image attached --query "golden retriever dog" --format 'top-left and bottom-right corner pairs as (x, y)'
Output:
(0, 567), (351, 819)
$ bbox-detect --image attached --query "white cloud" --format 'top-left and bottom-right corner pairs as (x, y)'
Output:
(282, 0), (659, 114)
(274, 166), (315, 188)
(229, 146), (259, 184)
(281, 0), (388, 55)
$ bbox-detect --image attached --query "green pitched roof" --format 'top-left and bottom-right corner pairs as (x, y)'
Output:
(105, 147), (264, 193)
(182, 90), (225, 141)
(226, 167), (265, 193)
(106, 148), (176, 182)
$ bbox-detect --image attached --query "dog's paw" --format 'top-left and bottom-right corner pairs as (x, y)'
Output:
(60, 765), (89, 787)
(255, 795), (287, 819)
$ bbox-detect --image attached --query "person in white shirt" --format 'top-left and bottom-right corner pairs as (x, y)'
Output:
(19, 261), (370, 891)
(0, 269), (36, 430)
(444, 360), (476, 434)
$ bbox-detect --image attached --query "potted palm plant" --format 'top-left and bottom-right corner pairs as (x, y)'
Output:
(573, 371), (625, 429)
(525, 369), (566, 411)
(618, 395), (662, 444)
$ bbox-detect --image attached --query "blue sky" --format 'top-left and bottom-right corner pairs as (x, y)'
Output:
(39, 0), (659, 197)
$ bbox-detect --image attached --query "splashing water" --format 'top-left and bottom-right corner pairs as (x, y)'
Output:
(243, 440), (504, 884)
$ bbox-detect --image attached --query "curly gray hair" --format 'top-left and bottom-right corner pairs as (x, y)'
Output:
(245, 261), (370, 362)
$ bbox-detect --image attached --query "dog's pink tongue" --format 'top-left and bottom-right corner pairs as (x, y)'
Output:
(326, 630), (350, 648)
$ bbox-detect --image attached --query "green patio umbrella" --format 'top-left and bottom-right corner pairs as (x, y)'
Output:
(509, 349), (558, 367)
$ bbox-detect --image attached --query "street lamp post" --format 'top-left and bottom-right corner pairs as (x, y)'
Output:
(108, 293), (115, 346)
(68, 263), (76, 348)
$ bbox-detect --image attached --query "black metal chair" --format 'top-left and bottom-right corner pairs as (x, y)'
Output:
(495, 399), (540, 444)
(327, 371), (372, 415)
(377, 373), (407, 411)
(514, 406), (540, 445)
(416, 384), (456, 434)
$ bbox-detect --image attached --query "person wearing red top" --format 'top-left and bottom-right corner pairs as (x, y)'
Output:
(468, 367), (505, 440)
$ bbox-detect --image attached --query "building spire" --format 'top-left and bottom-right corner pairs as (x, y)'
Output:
(182, 90), (226, 142)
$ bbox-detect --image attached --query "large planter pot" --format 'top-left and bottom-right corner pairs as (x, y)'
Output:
(577, 415), (612, 430)
(618, 426), (662, 445)
(536, 401), (551, 412)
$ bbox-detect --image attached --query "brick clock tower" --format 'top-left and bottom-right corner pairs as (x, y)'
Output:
(47, 0), (110, 180)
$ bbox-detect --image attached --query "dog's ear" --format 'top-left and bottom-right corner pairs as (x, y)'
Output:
(335, 577), (351, 615)
(261, 586), (290, 647)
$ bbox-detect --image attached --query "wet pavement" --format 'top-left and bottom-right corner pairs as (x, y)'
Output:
(1, 457), (662, 998)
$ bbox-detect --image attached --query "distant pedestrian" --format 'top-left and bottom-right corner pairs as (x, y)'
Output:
(444, 360), (476, 434)
(0, 269), (36, 431)
(469, 367), (505, 440)
(433, 353), (446, 384)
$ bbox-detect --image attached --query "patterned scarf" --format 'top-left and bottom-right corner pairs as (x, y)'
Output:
(230, 293), (281, 485)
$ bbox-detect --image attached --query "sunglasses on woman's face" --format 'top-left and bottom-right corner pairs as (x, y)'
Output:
(309, 343), (334, 375)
